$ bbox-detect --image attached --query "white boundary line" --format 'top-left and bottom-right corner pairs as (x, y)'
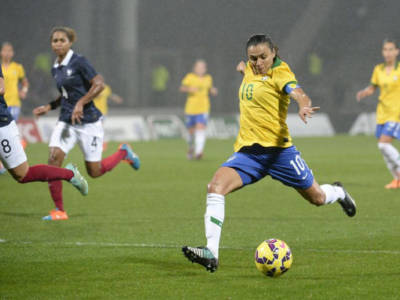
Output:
(1, 239), (400, 254)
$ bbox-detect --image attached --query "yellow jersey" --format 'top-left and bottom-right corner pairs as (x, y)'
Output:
(93, 84), (112, 115)
(181, 73), (213, 115)
(234, 58), (297, 151)
(1, 61), (26, 107)
(370, 62), (400, 124)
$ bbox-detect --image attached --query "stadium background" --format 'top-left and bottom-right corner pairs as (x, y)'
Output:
(1, 0), (400, 133)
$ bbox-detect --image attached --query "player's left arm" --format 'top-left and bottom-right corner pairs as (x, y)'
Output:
(72, 74), (105, 125)
(289, 87), (320, 124)
(110, 93), (123, 104)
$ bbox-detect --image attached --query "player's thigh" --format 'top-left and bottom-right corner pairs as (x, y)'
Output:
(49, 121), (77, 159)
(268, 146), (314, 190)
(378, 135), (393, 143)
(208, 166), (243, 195)
(77, 121), (104, 163)
(195, 114), (208, 129)
(0, 121), (27, 172)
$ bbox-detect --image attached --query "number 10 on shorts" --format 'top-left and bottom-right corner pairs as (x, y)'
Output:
(290, 155), (306, 176)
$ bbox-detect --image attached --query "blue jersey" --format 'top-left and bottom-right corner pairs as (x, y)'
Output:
(0, 66), (13, 128)
(52, 50), (102, 124)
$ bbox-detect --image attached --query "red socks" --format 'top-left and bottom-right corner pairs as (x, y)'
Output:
(100, 149), (126, 174)
(48, 181), (64, 211)
(19, 164), (73, 212)
(20, 164), (74, 183)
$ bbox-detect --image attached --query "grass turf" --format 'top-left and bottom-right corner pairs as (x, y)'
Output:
(0, 136), (400, 299)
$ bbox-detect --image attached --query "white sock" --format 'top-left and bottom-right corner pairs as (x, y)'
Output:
(378, 142), (400, 168)
(382, 155), (399, 179)
(205, 193), (225, 258)
(321, 184), (345, 205)
(195, 129), (206, 156)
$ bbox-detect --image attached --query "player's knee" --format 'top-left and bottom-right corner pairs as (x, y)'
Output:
(207, 179), (224, 195)
(87, 169), (101, 178)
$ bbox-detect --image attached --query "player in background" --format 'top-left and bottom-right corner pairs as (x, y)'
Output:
(356, 39), (400, 189)
(179, 60), (218, 160)
(0, 63), (88, 202)
(0, 42), (29, 173)
(93, 84), (123, 150)
(33, 26), (140, 221)
(182, 34), (356, 272)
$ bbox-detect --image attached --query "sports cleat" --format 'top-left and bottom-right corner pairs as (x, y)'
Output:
(42, 209), (68, 221)
(119, 144), (140, 170)
(384, 179), (400, 189)
(65, 163), (89, 196)
(333, 182), (356, 217)
(0, 167), (6, 175)
(182, 246), (218, 272)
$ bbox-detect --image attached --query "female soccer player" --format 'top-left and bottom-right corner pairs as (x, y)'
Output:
(182, 34), (356, 272)
(0, 64), (88, 205)
(33, 27), (140, 220)
(356, 39), (400, 189)
(180, 59), (218, 160)
(0, 42), (29, 173)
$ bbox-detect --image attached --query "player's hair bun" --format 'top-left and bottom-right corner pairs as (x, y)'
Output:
(50, 26), (77, 43)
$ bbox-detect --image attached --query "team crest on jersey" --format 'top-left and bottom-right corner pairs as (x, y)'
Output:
(66, 69), (73, 76)
(261, 76), (269, 81)
(394, 76), (398, 81)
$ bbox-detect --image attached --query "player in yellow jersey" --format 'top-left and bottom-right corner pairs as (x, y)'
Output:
(93, 84), (123, 116)
(357, 39), (400, 189)
(183, 34), (356, 272)
(93, 84), (123, 150)
(180, 60), (218, 159)
(0, 42), (29, 121)
(0, 42), (29, 174)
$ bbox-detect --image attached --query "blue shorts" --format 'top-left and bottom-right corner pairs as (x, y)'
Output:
(185, 113), (208, 128)
(222, 145), (314, 190)
(375, 122), (400, 139)
(7, 106), (20, 121)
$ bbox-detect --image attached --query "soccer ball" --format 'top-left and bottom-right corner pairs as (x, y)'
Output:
(254, 239), (293, 277)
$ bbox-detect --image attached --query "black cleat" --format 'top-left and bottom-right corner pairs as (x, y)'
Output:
(182, 246), (219, 272)
(333, 182), (356, 217)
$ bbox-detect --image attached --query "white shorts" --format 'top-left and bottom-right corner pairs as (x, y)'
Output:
(49, 120), (104, 162)
(0, 121), (27, 169)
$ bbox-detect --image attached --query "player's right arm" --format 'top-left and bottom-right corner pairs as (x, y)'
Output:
(32, 95), (62, 117)
(236, 61), (246, 75)
(0, 77), (4, 95)
(356, 85), (377, 102)
(179, 74), (198, 93)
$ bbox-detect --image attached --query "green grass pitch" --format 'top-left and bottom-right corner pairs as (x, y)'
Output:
(1, 136), (400, 299)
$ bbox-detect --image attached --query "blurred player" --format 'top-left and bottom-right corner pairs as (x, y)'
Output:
(33, 26), (140, 220)
(180, 59), (218, 160)
(0, 42), (29, 173)
(356, 39), (400, 189)
(0, 63), (88, 206)
(93, 84), (123, 150)
(182, 34), (356, 272)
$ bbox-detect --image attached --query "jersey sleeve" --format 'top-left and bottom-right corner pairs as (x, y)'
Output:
(273, 64), (298, 92)
(78, 56), (98, 82)
(370, 65), (379, 86)
(18, 64), (26, 79)
(181, 74), (193, 86)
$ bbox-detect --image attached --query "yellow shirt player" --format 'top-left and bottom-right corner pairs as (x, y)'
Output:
(0, 42), (29, 121)
(357, 39), (400, 189)
(183, 35), (356, 272)
(180, 60), (218, 159)
(93, 84), (123, 116)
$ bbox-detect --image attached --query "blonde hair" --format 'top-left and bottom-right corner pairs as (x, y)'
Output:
(50, 26), (77, 43)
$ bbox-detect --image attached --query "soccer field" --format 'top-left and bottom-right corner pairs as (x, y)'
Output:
(1, 136), (399, 299)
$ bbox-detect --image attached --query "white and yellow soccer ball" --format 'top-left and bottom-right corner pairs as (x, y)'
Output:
(254, 239), (293, 277)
